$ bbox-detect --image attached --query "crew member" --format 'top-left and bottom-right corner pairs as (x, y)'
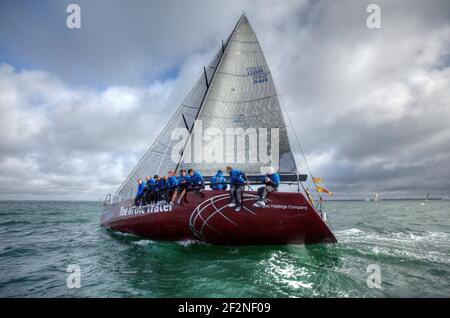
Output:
(166, 170), (179, 205)
(134, 178), (145, 206)
(188, 168), (205, 198)
(157, 176), (167, 202)
(254, 167), (280, 207)
(177, 169), (190, 205)
(226, 166), (248, 212)
(210, 169), (227, 190)
(143, 175), (156, 204)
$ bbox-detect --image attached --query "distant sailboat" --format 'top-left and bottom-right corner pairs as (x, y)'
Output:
(100, 14), (337, 245)
(442, 195), (449, 201)
(374, 193), (380, 202)
(425, 192), (430, 202)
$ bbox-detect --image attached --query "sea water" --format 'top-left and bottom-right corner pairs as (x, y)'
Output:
(0, 200), (449, 297)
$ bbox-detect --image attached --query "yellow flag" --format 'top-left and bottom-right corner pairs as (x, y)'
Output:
(313, 177), (323, 184)
(316, 185), (333, 196)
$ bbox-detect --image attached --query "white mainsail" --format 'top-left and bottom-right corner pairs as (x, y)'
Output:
(116, 14), (297, 199)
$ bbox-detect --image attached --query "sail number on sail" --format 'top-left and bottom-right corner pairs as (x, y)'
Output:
(247, 66), (268, 84)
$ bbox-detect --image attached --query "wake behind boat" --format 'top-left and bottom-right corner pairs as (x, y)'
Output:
(101, 14), (337, 245)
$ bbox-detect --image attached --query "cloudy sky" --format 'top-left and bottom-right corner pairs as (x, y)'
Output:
(0, 0), (449, 200)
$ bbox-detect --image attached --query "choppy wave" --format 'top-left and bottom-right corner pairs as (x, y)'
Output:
(1, 200), (449, 297)
(132, 239), (156, 246)
(338, 228), (450, 243)
(336, 228), (450, 264)
(175, 239), (207, 247)
(0, 219), (31, 226)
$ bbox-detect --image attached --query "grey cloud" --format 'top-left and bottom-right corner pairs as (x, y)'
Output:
(260, 0), (450, 198)
(0, 0), (450, 200)
(0, 0), (248, 86)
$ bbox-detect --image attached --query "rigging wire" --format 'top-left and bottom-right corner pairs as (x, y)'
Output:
(277, 94), (323, 201)
(114, 65), (209, 195)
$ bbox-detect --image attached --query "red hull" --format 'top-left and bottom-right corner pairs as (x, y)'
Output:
(101, 191), (337, 245)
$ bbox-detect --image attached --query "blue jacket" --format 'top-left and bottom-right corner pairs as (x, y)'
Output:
(211, 171), (227, 190)
(266, 173), (280, 188)
(178, 174), (190, 186)
(167, 175), (179, 188)
(136, 182), (145, 196)
(229, 169), (247, 185)
(189, 171), (205, 185)
(155, 178), (166, 191)
(145, 178), (155, 191)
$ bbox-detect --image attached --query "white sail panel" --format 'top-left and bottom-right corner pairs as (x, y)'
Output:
(179, 15), (297, 175)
